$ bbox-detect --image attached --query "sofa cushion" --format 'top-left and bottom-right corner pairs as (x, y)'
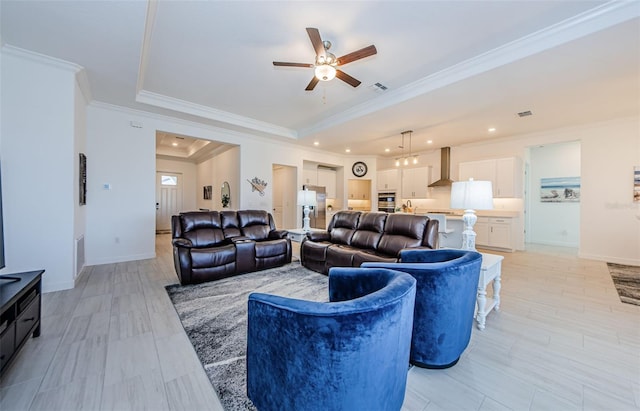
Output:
(326, 244), (357, 268)
(255, 240), (288, 258)
(221, 210), (242, 239)
(329, 211), (361, 245)
(351, 212), (387, 251)
(238, 210), (272, 240)
(352, 249), (398, 266)
(376, 214), (427, 256)
(180, 212), (226, 247)
(190, 244), (236, 268)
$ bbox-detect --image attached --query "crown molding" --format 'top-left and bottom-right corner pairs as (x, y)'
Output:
(135, 90), (297, 139)
(299, 1), (640, 138)
(1, 44), (83, 73)
(136, 0), (158, 94)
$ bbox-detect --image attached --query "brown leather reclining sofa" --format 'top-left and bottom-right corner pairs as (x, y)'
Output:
(301, 211), (439, 275)
(171, 210), (291, 285)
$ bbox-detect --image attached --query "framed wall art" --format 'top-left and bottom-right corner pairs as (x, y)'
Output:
(634, 166), (640, 202)
(540, 176), (580, 203)
(203, 185), (212, 200)
(79, 153), (87, 205)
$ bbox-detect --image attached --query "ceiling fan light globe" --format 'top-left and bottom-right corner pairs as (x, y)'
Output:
(315, 64), (336, 81)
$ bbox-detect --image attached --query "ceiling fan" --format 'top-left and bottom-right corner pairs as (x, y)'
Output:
(273, 28), (377, 91)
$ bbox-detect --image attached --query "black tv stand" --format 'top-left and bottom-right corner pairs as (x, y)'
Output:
(0, 270), (44, 376)
(0, 275), (21, 283)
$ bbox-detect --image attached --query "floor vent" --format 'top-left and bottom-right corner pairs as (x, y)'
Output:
(75, 235), (85, 279)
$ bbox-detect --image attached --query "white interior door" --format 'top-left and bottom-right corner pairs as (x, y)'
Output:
(156, 172), (183, 233)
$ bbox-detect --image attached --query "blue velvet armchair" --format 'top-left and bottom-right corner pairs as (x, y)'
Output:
(363, 249), (482, 369)
(246, 267), (417, 411)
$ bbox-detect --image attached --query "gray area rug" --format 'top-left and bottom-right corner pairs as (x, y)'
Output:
(607, 262), (640, 306)
(165, 262), (329, 410)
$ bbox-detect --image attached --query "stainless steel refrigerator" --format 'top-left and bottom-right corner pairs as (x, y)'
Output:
(302, 185), (326, 229)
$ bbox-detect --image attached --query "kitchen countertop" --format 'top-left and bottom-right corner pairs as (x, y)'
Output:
(415, 209), (520, 218)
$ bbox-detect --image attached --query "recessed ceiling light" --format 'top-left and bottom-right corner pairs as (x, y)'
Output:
(427, 140), (433, 144)
(385, 148), (390, 152)
(488, 128), (496, 133)
(345, 148), (351, 153)
(172, 142), (178, 146)
(313, 141), (319, 146)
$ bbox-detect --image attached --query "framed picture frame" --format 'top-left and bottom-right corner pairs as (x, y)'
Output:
(79, 153), (87, 205)
(540, 176), (580, 203)
(203, 185), (212, 200)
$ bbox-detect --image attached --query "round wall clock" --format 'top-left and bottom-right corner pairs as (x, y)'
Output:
(352, 161), (368, 177)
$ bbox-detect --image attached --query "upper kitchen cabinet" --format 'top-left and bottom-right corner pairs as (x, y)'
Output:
(317, 167), (337, 198)
(376, 169), (398, 192)
(302, 168), (317, 186)
(401, 167), (430, 199)
(348, 179), (371, 200)
(459, 157), (523, 198)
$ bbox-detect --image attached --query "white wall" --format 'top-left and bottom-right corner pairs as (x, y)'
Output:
(74, 75), (88, 279)
(528, 141), (581, 247)
(580, 119), (640, 265)
(86, 105), (156, 265)
(0, 50), (79, 292)
(195, 158), (214, 210)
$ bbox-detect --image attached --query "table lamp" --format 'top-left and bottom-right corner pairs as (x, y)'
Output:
(297, 188), (317, 231)
(450, 178), (493, 250)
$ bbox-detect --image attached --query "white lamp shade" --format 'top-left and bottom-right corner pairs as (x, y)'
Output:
(314, 65), (336, 81)
(297, 190), (317, 207)
(450, 179), (494, 210)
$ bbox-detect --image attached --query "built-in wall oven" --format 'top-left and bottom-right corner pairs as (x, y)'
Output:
(378, 192), (396, 213)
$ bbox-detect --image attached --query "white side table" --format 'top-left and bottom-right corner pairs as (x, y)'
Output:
(475, 253), (504, 330)
(286, 228), (324, 243)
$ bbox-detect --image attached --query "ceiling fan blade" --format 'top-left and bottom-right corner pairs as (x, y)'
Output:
(336, 70), (361, 88)
(306, 27), (326, 59)
(273, 62), (314, 68)
(337, 45), (377, 66)
(305, 77), (320, 91)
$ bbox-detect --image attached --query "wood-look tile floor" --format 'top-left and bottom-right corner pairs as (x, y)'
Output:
(1, 236), (638, 411)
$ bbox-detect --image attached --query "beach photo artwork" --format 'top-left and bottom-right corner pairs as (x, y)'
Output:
(540, 176), (580, 203)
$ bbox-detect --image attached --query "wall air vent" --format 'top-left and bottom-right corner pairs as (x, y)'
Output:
(517, 110), (533, 117)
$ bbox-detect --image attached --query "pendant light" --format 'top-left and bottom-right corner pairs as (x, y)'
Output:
(395, 130), (417, 167)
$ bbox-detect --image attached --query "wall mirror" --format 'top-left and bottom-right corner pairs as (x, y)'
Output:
(221, 181), (231, 208)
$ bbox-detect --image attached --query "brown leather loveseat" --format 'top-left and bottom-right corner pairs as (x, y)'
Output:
(171, 210), (291, 285)
(301, 211), (439, 275)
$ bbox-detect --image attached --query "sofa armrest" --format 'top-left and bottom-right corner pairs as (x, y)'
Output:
(269, 230), (288, 239)
(230, 236), (251, 243)
(172, 238), (193, 248)
(307, 231), (330, 242)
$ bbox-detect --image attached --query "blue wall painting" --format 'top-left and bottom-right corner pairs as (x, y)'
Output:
(540, 177), (580, 203)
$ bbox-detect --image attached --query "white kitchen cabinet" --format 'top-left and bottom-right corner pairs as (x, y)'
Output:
(474, 218), (490, 246)
(348, 179), (371, 200)
(401, 167), (430, 199)
(302, 168), (317, 186)
(377, 169), (398, 191)
(475, 217), (513, 251)
(495, 158), (521, 197)
(458, 157), (522, 198)
(317, 167), (337, 198)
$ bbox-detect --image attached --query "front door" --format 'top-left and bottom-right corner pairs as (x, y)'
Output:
(156, 172), (183, 233)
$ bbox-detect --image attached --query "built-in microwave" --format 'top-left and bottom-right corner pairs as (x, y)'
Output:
(378, 192), (396, 213)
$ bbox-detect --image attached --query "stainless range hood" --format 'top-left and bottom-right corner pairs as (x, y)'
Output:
(428, 147), (455, 187)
